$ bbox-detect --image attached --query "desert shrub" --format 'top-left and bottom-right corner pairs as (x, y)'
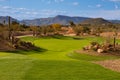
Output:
(13, 38), (37, 50)
(91, 42), (99, 47)
(83, 40), (120, 53)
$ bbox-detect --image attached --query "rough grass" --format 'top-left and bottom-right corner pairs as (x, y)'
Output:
(0, 36), (120, 80)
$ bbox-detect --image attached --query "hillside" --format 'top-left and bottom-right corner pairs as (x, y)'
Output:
(80, 18), (112, 25)
(0, 15), (120, 26)
(0, 16), (18, 24)
(21, 15), (90, 25)
(109, 20), (120, 24)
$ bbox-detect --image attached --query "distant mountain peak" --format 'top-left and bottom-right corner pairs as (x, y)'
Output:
(20, 15), (90, 25)
(0, 16), (18, 24)
(55, 15), (71, 19)
(56, 15), (69, 17)
(81, 18), (111, 24)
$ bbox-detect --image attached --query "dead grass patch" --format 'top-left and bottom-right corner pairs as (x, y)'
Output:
(94, 59), (120, 72)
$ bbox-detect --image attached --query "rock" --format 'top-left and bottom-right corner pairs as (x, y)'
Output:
(88, 45), (92, 50)
(93, 45), (98, 49)
(83, 46), (89, 50)
(97, 49), (104, 53)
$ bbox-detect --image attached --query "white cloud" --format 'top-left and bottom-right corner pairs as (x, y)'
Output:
(96, 4), (102, 7)
(109, 0), (120, 2)
(73, 2), (79, 6)
(0, 5), (67, 20)
(80, 10), (120, 19)
(115, 4), (119, 9)
(60, 0), (64, 2)
(88, 5), (93, 8)
(0, 0), (7, 1)
(103, 0), (120, 2)
(43, 0), (64, 4)
(54, 0), (64, 3)
(1, 6), (11, 9)
(88, 4), (102, 8)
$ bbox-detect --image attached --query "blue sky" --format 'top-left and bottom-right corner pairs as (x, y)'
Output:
(0, 0), (120, 20)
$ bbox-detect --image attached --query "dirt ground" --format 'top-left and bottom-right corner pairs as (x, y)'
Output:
(15, 34), (33, 38)
(94, 59), (120, 72)
(76, 50), (120, 72)
(75, 50), (120, 56)
(100, 32), (120, 39)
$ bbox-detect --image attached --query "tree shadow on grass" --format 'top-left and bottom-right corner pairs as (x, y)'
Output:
(3, 47), (48, 55)
(41, 35), (84, 40)
(73, 37), (84, 40)
(52, 35), (85, 40)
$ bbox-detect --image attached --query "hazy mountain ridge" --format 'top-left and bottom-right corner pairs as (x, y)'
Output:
(0, 15), (120, 25)
(109, 20), (120, 24)
(20, 15), (90, 25)
(0, 16), (18, 24)
(80, 18), (112, 25)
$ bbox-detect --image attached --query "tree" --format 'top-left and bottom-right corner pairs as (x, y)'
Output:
(11, 21), (20, 43)
(73, 25), (83, 36)
(51, 23), (61, 34)
(19, 24), (29, 31)
(8, 16), (11, 40)
(30, 26), (39, 36)
(69, 21), (75, 27)
(113, 27), (118, 50)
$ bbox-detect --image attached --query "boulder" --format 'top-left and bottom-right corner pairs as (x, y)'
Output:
(97, 49), (104, 53)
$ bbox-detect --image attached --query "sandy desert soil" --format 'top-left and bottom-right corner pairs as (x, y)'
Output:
(94, 59), (120, 72)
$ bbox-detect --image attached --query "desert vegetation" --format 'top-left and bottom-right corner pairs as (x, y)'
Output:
(0, 17), (120, 53)
(1, 0), (120, 79)
(0, 16), (120, 80)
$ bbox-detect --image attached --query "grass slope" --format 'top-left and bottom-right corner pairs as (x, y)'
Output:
(0, 36), (120, 80)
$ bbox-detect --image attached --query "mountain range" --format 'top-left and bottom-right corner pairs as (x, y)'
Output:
(0, 16), (18, 24)
(80, 18), (111, 25)
(21, 15), (90, 25)
(0, 15), (120, 26)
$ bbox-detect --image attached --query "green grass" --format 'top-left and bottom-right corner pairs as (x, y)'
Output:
(23, 60), (120, 80)
(0, 36), (120, 80)
(68, 52), (120, 61)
